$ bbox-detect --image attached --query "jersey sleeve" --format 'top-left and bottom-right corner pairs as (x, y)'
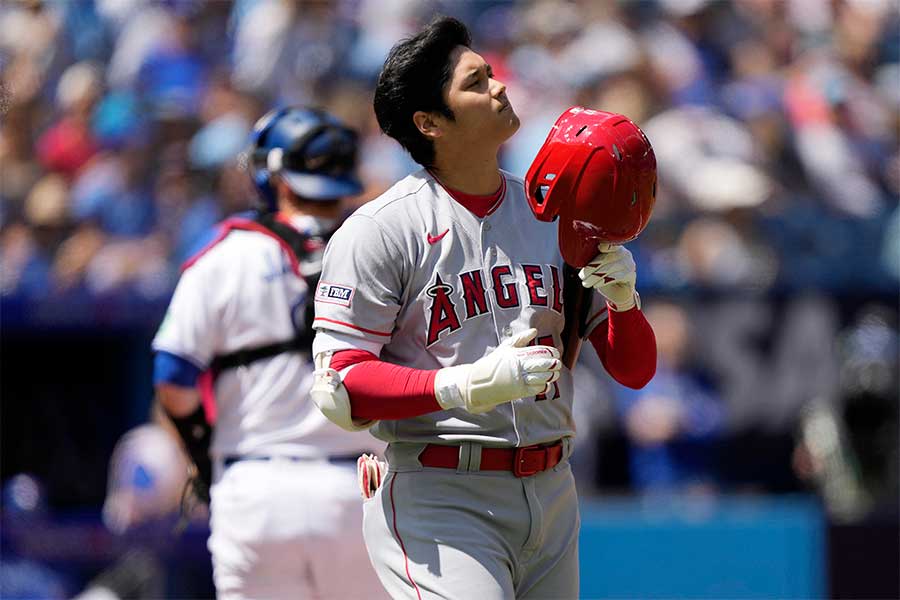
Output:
(152, 255), (225, 369)
(583, 289), (610, 338)
(313, 214), (405, 345)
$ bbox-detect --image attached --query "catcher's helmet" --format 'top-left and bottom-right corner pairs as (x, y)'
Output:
(525, 107), (656, 268)
(250, 106), (363, 210)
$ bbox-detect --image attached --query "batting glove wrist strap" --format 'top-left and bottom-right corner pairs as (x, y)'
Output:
(434, 328), (562, 414)
(579, 244), (638, 312)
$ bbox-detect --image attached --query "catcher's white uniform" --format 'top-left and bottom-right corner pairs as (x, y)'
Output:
(153, 213), (386, 599)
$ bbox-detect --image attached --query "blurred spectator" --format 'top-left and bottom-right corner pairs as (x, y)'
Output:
(1, 0), (894, 300)
(613, 301), (726, 493)
(135, 10), (208, 120)
(69, 147), (155, 237)
(1, 474), (70, 599)
(102, 422), (190, 536)
(36, 61), (102, 178)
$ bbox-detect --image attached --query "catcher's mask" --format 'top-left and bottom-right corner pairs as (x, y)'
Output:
(250, 106), (363, 211)
(525, 107), (657, 268)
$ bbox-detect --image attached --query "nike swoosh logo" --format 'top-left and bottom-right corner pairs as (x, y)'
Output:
(427, 229), (450, 245)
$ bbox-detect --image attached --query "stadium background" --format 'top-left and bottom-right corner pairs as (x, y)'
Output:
(1, 0), (897, 597)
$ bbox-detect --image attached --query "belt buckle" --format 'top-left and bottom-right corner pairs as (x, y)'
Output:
(513, 446), (543, 478)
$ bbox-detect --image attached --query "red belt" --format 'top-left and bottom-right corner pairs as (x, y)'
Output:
(418, 441), (564, 478)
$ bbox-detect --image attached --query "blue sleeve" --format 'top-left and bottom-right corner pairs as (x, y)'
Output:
(153, 351), (203, 387)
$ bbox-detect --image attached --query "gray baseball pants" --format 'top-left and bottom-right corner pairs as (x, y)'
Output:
(362, 441), (580, 599)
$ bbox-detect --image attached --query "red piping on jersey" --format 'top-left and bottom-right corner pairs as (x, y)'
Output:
(312, 317), (392, 337)
(430, 171), (506, 219)
(390, 474), (423, 600)
(484, 175), (507, 217)
(180, 217), (302, 276)
(181, 227), (231, 272)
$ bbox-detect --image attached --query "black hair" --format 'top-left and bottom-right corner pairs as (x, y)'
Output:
(373, 16), (472, 167)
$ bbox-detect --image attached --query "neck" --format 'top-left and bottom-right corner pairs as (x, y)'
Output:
(277, 193), (340, 219)
(430, 145), (502, 195)
(277, 199), (303, 219)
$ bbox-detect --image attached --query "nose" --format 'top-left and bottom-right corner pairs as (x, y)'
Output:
(491, 78), (506, 98)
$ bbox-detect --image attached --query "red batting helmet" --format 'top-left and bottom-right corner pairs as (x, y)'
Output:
(525, 107), (657, 268)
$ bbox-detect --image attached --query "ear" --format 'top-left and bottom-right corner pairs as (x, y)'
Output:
(413, 111), (444, 140)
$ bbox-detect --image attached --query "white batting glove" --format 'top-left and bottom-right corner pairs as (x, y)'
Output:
(434, 328), (562, 414)
(579, 243), (638, 311)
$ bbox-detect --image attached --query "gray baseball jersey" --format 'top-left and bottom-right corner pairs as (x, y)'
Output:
(313, 168), (608, 446)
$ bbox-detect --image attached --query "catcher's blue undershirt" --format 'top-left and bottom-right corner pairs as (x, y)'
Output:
(153, 351), (202, 387)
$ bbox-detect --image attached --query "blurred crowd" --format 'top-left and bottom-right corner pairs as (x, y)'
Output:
(1, 0), (898, 521)
(2, 0), (898, 301)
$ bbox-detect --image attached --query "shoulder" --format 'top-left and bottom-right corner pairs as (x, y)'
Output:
(501, 169), (526, 190)
(500, 170), (527, 201)
(351, 169), (432, 221)
(180, 211), (279, 273)
(332, 170), (434, 247)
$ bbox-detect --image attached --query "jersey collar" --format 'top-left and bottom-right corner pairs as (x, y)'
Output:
(427, 170), (506, 219)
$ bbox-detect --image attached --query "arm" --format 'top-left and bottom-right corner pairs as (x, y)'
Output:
(156, 382), (201, 418)
(310, 329), (561, 429)
(329, 350), (441, 420)
(580, 244), (657, 389)
(589, 307), (657, 389)
(153, 352), (213, 500)
(310, 217), (560, 429)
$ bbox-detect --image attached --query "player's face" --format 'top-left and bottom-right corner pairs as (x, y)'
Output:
(442, 46), (520, 145)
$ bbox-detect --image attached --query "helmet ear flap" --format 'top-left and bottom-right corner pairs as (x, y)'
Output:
(249, 107), (290, 211)
(526, 151), (560, 220)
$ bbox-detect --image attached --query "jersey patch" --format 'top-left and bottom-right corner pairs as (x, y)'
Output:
(316, 282), (355, 307)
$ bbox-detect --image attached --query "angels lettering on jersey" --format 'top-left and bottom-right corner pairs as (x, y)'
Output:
(425, 262), (564, 347)
(425, 262), (564, 401)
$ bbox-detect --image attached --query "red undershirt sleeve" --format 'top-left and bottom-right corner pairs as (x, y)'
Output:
(330, 350), (442, 421)
(589, 306), (657, 389)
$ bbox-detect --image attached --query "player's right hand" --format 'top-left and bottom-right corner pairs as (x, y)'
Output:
(434, 328), (562, 414)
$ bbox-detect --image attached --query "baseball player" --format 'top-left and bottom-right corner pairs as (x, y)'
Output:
(152, 106), (387, 600)
(311, 17), (657, 600)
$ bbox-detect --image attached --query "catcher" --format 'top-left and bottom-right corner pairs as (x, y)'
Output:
(153, 106), (386, 599)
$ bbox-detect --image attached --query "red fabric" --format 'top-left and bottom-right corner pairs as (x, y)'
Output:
(418, 441), (563, 475)
(329, 303), (657, 420)
(431, 172), (506, 218)
(330, 350), (441, 420)
(181, 217), (302, 276)
(197, 370), (217, 425)
(37, 118), (99, 178)
(589, 306), (657, 389)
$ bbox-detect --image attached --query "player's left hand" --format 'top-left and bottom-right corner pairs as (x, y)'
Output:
(579, 243), (638, 311)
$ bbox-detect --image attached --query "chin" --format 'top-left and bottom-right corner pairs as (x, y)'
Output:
(507, 111), (521, 134)
(496, 111), (520, 142)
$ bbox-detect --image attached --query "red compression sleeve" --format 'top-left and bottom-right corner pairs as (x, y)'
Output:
(589, 306), (657, 389)
(330, 350), (442, 420)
